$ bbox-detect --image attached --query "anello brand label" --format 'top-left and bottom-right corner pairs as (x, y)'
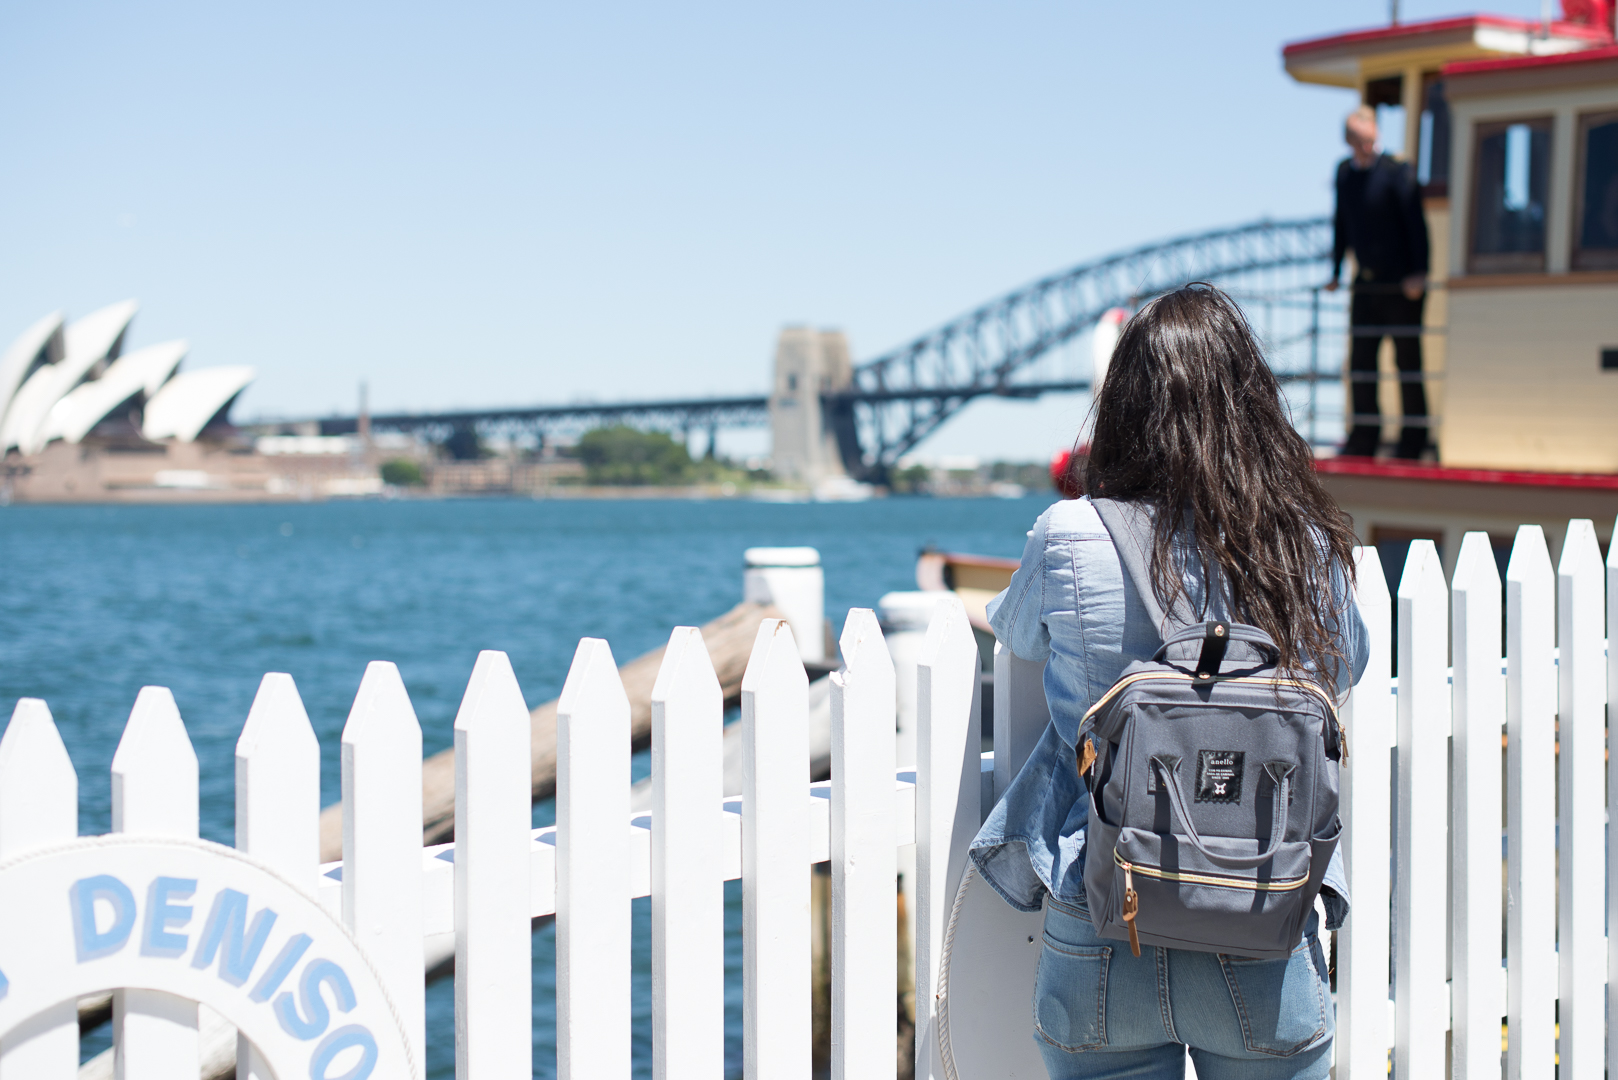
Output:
(1195, 750), (1244, 804)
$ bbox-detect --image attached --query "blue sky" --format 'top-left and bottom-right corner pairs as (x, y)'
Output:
(0, 2), (1556, 461)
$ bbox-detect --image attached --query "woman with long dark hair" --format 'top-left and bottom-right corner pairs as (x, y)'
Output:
(970, 284), (1367, 1079)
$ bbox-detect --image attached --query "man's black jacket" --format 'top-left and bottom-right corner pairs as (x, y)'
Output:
(1332, 154), (1429, 283)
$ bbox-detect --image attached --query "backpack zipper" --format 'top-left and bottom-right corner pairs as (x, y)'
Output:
(1079, 671), (1349, 765)
(1120, 861), (1140, 957)
(1113, 848), (1308, 892)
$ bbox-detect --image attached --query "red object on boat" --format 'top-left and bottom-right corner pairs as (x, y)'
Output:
(1050, 447), (1085, 499)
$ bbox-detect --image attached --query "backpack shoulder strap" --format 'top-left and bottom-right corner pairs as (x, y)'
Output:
(1091, 497), (1189, 639)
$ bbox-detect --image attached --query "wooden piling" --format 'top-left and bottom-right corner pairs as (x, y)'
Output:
(316, 600), (783, 861)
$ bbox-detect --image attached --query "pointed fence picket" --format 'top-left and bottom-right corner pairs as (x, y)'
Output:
(10, 518), (1618, 1080)
(453, 651), (533, 1079)
(112, 687), (201, 1080)
(1394, 541), (1449, 1080)
(830, 609), (897, 1080)
(0, 699), (79, 1080)
(740, 619), (812, 1080)
(341, 662), (426, 1071)
(235, 673), (321, 1080)
(1507, 525), (1557, 1080)
(1336, 547), (1391, 1080)
(912, 597), (981, 1080)
(1609, 533), (1618, 1076)
(555, 638), (631, 1080)
(649, 628), (724, 1080)
(1559, 521), (1606, 1080)
(1451, 533), (1504, 1080)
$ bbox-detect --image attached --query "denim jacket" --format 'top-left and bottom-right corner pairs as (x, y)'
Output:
(968, 496), (1368, 930)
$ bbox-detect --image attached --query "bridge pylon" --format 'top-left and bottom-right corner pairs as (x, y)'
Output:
(768, 327), (853, 487)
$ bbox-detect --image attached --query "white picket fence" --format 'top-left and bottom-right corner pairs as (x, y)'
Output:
(0, 519), (1612, 1079)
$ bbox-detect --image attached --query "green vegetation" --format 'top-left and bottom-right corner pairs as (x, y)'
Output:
(890, 463), (932, 494)
(577, 425), (697, 485)
(572, 424), (764, 487)
(380, 458), (425, 486)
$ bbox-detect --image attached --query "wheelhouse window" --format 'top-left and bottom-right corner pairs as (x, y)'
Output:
(1574, 111), (1618, 271)
(1469, 117), (1552, 274)
(1417, 75), (1450, 195)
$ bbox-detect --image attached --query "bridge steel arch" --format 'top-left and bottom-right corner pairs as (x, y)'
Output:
(833, 216), (1337, 481)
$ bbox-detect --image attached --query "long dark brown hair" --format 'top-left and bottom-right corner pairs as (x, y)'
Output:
(1082, 283), (1357, 683)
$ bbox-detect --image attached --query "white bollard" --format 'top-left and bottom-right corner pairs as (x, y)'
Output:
(744, 547), (826, 664)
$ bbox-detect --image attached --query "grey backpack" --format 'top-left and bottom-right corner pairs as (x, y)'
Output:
(1078, 499), (1346, 960)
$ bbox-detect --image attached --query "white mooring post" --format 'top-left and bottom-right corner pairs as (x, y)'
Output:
(555, 638), (631, 1080)
(0, 700), (79, 1080)
(830, 609), (897, 1080)
(1506, 525), (1557, 1080)
(912, 598), (981, 1080)
(235, 673), (321, 1080)
(341, 661), (426, 1070)
(650, 628), (725, 1080)
(740, 619), (812, 1080)
(1557, 520), (1605, 1080)
(1608, 516), (1618, 1077)
(1394, 541), (1448, 1080)
(991, 642), (1047, 804)
(111, 687), (201, 1080)
(1451, 533), (1504, 1080)
(743, 547), (827, 664)
(453, 651), (534, 1079)
(1337, 547), (1391, 1078)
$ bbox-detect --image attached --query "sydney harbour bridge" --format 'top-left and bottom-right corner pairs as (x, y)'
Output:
(301, 216), (1346, 482)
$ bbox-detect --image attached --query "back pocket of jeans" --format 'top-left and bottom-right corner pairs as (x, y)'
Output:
(1218, 935), (1329, 1056)
(1032, 936), (1109, 1052)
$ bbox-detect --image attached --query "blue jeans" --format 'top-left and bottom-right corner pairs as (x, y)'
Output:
(1032, 896), (1333, 1080)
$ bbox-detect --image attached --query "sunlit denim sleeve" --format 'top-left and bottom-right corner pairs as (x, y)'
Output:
(985, 512), (1052, 663)
(1314, 557), (1370, 932)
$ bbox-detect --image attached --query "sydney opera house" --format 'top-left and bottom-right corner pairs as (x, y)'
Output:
(0, 302), (377, 502)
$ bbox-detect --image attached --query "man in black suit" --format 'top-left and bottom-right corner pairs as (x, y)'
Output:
(1328, 106), (1431, 459)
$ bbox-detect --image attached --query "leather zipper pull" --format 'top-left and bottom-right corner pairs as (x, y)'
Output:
(1078, 736), (1097, 778)
(1121, 862), (1141, 957)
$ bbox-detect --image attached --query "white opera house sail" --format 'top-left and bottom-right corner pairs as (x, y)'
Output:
(0, 302), (255, 457)
(0, 303), (390, 504)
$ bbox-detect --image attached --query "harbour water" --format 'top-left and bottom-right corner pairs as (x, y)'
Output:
(0, 494), (1047, 1078)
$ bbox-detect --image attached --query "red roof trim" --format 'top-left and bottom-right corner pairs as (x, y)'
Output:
(1445, 42), (1618, 76)
(1316, 456), (1618, 490)
(1284, 15), (1609, 58)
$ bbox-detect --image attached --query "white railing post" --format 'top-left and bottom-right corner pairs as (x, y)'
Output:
(453, 651), (534, 1079)
(1608, 515), (1618, 1077)
(1451, 532), (1504, 1080)
(650, 628), (725, 1080)
(1557, 519), (1605, 1080)
(1337, 547), (1391, 1078)
(341, 661), (425, 1070)
(0, 700), (79, 1080)
(1394, 541), (1448, 1080)
(235, 673), (321, 1080)
(110, 687), (201, 1080)
(991, 642), (1047, 805)
(555, 638), (631, 1080)
(740, 619), (812, 1080)
(831, 609), (897, 1080)
(912, 598), (980, 1080)
(1506, 525), (1556, 1080)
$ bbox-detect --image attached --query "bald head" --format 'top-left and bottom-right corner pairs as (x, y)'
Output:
(1345, 105), (1379, 168)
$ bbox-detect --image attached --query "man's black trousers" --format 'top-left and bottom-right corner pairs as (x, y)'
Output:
(1346, 284), (1427, 459)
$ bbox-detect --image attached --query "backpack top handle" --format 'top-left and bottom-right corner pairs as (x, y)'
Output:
(1151, 621), (1281, 678)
